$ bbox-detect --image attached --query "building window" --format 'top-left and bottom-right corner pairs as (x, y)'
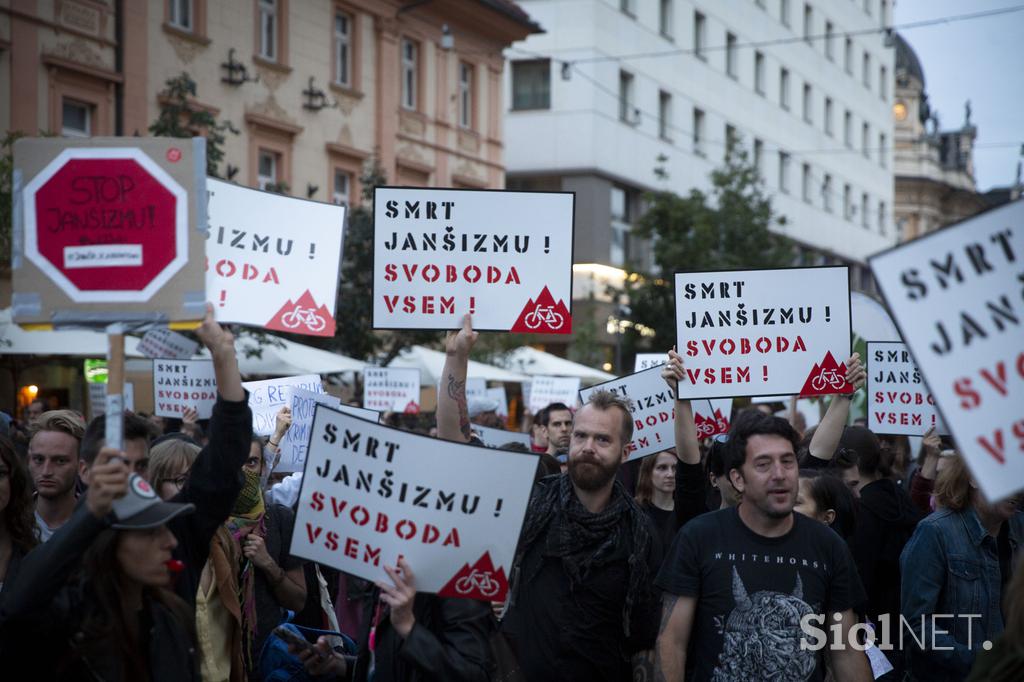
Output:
(803, 4), (812, 44)
(333, 11), (352, 86)
(864, 0), (871, 15)
(61, 99), (92, 138)
(823, 174), (833, 212)
(779, 67), (790, 110)
(878, 200), (887, 234)
(332, 168), (351, 206)
(726, 32), (738, 78)
(753, 138), (763, 175)
(801, 163), (812, 202)
(618, 70), (635, 123)
(169, 0), (193, 31)
(780, 0), (790, 27)
(844, 110), (852, 147)
(825, 20), (834, 60)
(659, 0), (673, 39)
(879, 65), (887, 100)
(844, 37), (853, 74)
(861, 193), (869, 228)
(879, 133), (887, 167)
(778, 151), (790, 193)
(824, 97), (833, 136)
(754, 51), (765, 94)
(843, 183), (852, 220)
(862, 122), (870, 158)
(401, 38), (418, 110)
(658, 90), (672, 140)
(802, 83), (812, 123)
(620, 0), (635, 16)
(725, 123), (738, 154)
(258, 0), (277, 61)
(257, 149), (279, 190)
(610, 186), (630, 266)
(694, 12), (706, 59)
(879, 0), (887, 26)
(862, 52), (871, 88)
(459, 62), (474, 129)
(511, 59), (550, 110)
(693, 107), (705, 156)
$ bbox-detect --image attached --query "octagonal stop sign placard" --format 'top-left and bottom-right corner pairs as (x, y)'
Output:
(13, 138), (207, 326)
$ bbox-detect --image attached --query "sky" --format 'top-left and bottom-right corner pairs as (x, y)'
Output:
(893, 0), (1024, 191)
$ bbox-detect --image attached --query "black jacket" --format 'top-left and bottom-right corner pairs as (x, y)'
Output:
(0, 506), (199, 681)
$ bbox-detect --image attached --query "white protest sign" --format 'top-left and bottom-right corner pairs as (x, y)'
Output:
(693, 399), (733, 438)
(486, 387), (509, 418)
(675, 266), (852, 399)
(528, 376), (581, 413)
(291, 405), (537, 601)
(465, 378), (488, 400)
(363, 367), (421, 413)
(579, 367), (676, 460)
(243, 374), (325, 435)
(867, 341), (947, 437)
(137, 329), (199, 359)
(153, 359), (217, 418)
(634, 353), (667, 372)
(373, 187), (574, 332)
(206, 178), (345, 336)
(869, 201), (1023, 499)
(473, 425), (531, 448)
(278, 388), (342, 473)
(89, 382), (135, 417)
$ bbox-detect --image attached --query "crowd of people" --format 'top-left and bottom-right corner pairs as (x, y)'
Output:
(0, 310), (1020, 681)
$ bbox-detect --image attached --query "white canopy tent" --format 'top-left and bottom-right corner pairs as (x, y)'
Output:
(386, 345), (530, 385)
(496, 346), (616, 384)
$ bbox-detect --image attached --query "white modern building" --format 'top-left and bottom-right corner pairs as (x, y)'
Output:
(504, 0), (897, 322)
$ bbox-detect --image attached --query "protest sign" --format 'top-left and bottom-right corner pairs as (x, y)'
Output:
(464, 378), (488, 400)
(869, 202), (1023, 499)
(634, 353), (667, 372)
(243, 374), (325, 435)
(363, 367), (421, 413)
(527, 376), (581, 413)
(12, 137), (207, 327)
(206, 179), (345, 336)
(372, 187), (575, 332)
(579, 367), (676, 460)
(278, 388), (342, 473)
(486, 387), (509, 418)
(693, 399), (733, 438)
(290, 405), (537, 601)
(674, 266), (852, 399)
(473, 425), (532, 449)
(89, 382), (134, 418)
(867, 341), (947, 437)
(152, 359), (217, 418)
(137, 328), (198, 359)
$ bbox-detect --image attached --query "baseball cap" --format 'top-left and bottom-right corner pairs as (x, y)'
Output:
(111, 473), (195, 530)
(467, 396), (499, 418)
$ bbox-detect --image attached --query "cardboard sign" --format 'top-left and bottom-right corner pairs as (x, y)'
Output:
(674, 266), (852, 399)
(473, 425), (531, 449)
(869, 202), (1023, 499)
(89, 382), (134, 418)
(579, 367), (676, 460)
(290, 405), (537, 601)
(243, 374), (325, 436)
(363, 367), (421, 413)
(137, 328), (198, 359)
(866, 342), (947, 436)
(634, 353), (667, 372)
(693, 399), (733, 438)
(372, 187), (575, 332)
(153, 359), (217, 419)
(206, 179), (345, 336)
(12, 137), (207, 327)
(527, 376), (581, 413)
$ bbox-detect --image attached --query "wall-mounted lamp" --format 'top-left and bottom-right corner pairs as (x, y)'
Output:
(303, 77), (337, 111)
(307, 183), (319, 199)
(221, 48), (258, 86)
(441, 24), (454, 50)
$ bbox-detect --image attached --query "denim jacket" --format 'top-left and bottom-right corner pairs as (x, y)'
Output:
(899, 507), (1023, 681)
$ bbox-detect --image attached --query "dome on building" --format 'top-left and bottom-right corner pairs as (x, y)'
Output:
(894, 32), (925, 89)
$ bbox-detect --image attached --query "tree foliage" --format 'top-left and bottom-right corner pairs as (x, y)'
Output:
(619, 142), (795, 355)
(149, 72), (238, 178)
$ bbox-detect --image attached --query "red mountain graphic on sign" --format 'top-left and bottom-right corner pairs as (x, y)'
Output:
(403, 401), (420, 415)
(438, 551), (509, 601)
(713, 409), (730, 433)
(265, 290), (335, 337)
(799, 351), (854, 397)
(510, 287), (571, 334)
(695, 412), (726, 438)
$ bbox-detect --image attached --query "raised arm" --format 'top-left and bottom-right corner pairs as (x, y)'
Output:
(655, 594), (697, 681)
(662, 347), (700, 466)
(826, 609), (873, 681)
(437, 314), (478, 443)
(806, 353), (865, 464)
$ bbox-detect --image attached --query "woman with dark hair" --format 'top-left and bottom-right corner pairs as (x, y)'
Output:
(0, 435), (37, 599)
(634, 451), (678, 553)
(794, 468), (857, 540)
(0, 448), (200, 680)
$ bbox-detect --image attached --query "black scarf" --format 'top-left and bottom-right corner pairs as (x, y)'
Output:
(513, 474), (651, 636)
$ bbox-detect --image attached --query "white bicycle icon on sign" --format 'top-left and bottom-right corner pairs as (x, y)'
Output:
(280, 305), (327, 332)
(810, 368), (846, 392)
(455, 569), (501, 597)
(523, 304), (565, 330)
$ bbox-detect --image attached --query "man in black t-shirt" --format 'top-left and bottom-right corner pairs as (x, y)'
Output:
(655, 411), (871, 681)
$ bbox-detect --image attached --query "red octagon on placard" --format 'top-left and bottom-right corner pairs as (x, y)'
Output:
(22, 149), (189, 303)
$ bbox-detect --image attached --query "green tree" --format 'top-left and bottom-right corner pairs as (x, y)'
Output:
(0, 132), (23, 268)
(149, 72), (238, 178)
(619, 141), (794, 356)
